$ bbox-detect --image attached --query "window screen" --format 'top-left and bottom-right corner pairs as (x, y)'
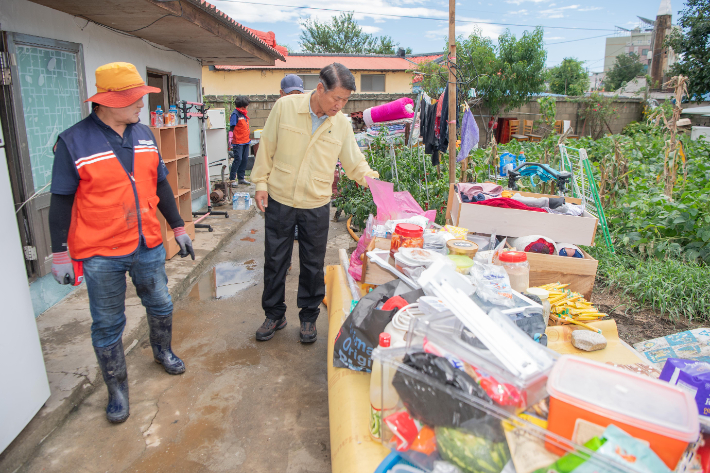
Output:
(361, 74), (385, 92)
(297, 74), (320, 91)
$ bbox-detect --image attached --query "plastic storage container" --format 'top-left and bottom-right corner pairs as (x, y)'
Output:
(445, 239), (478, 257)
(546, 356), (699, 469)
(390, 224), (424, 258)
(446, 255), (474, 275)
(499, 251), (529, 293)
(370, 333), (399, 441)
(373, 347), (638, 473)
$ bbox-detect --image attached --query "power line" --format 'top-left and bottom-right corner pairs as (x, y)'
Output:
(213, 0), (619, 31)
(545, 33), (611, 45)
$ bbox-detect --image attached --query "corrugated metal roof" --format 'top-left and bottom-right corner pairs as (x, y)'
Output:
(408, 54), (444, 64)
(214, 54), (414, 71)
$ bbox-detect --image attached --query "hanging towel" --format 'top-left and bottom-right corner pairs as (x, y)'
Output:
(456, 108), (479, 162)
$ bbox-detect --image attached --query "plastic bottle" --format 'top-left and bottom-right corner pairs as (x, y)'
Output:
(370, 333), (399, 441)
(155, 105), (164, 127)
(150, 111), (157, 127)
(169, 105), (178, 126)
(517, 150), (526, 168)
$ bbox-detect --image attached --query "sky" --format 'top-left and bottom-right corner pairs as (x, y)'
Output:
(211, 0), (688, 72)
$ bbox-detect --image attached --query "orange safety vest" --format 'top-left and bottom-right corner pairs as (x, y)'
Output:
(60, 118), (163, 260)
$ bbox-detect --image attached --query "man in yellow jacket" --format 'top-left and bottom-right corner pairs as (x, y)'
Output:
(251, 63), (379, 343)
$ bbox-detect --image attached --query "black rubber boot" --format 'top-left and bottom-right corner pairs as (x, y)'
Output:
(94, 340), (130, 424)
(148, 315), (186, 375)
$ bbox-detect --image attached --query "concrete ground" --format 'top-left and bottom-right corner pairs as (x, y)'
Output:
(16, 208), (353, 473)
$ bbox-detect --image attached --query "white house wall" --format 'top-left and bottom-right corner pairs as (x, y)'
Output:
(0, 0), (203, 124)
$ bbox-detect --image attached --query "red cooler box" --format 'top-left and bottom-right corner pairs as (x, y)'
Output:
(546, 356), (699, 469)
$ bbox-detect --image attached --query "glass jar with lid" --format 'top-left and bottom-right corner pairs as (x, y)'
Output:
(390, 223), (424, 258)
(499, 251), (530, 293)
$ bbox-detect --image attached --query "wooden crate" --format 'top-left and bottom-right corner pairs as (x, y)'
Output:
(526, 250), (598, 300)
(447, 184), (598, 246)
(150, 125), (193, 259)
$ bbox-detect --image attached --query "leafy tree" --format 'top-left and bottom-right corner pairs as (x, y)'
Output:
(548, 57), (589, 96)
(299, 12), (406, 55)
(410, 59), (447, 98)
(666, 0), (710, 102)
(456, 27), (547, 145)
(604, 53), (645, 91)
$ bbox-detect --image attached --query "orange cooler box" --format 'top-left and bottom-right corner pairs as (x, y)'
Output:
(546, 356), (699, 469)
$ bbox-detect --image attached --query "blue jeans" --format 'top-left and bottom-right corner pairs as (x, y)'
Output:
(83, 243), (172, 348)
(230, 143), (250, 181)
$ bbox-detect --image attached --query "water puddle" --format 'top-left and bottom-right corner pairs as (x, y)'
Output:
(189, 260), (259, 300)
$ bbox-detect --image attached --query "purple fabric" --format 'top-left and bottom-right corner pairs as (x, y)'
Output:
(456, 109), (479, 162)
(457, 182), (503, 200)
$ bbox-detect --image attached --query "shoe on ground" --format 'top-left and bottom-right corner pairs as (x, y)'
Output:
(231, 181), (239, 188)
(300, 321), (317, 343)
(238, 179), (251, 185)
(256, 316), (287, 341)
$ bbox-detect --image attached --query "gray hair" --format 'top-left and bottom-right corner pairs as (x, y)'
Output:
(319, 63), (356, 92)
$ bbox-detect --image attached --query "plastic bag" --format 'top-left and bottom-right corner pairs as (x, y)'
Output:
(367, 176), (436, 223)
(470, 263), (514, 308)
(348, 214), (374, 281)
(391, 352), (494, 428)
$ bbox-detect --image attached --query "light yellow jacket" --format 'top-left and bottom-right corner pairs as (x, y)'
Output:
(251, 92), (379, 209)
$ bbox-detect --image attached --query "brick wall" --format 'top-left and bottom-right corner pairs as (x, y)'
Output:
(205, 94), (644, 141)
(204, 93), (418, 133)
(471, 97), (644, 145)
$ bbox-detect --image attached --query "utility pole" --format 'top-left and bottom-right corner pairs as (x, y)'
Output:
(448, 0), (457, 185)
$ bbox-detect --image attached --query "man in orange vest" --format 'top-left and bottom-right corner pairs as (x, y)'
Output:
(49, 62), (194, 424)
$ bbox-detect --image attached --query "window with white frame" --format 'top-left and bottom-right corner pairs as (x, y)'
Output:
(296, 74), (320, 91)
(361, 74), (385, 92)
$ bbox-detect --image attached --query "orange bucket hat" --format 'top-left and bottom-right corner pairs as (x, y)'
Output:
(86, 62), (160, 108)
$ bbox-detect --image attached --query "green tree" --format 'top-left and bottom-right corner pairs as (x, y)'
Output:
(410, 59), (447, 97)
(604, 53), (645, 91)
(548, 57), (589, 95)
(299, 12), (405, 55)
(666, 0), (710, 102)
(456, 27), (547, 144)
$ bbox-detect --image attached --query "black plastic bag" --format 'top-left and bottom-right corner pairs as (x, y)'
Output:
(332, 280), (423, 372)
(392, 352), (502, 437)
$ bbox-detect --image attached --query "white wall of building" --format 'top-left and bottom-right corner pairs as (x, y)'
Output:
(0, 0), (203, 124)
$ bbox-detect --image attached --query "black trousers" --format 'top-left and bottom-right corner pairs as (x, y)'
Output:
(262, 196), (330, 323)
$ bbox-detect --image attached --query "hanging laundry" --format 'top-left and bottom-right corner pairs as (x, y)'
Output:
(420, 99), (440, 166)
(456, 108), (479, 162)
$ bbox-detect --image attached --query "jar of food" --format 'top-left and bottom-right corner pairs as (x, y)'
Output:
(390, 223), (424, 258)
(446, 239), (478, 258)
(526, 287), (551, 326)
(499, 251), (530, 293)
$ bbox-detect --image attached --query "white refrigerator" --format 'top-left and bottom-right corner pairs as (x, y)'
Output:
(0, 117), (51, 453)
(205, 109), (229, 181)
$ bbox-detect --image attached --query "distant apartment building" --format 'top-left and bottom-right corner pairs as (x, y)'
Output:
(603, 0), (677, 86)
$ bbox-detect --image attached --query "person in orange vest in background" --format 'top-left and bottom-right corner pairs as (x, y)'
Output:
(228, 95), (251, 186)
(48, 62), (194, 424)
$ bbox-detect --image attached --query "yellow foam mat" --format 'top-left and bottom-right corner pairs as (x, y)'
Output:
(326, 265), (390, 473)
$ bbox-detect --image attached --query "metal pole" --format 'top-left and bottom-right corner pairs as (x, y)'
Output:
(448, 0), (457, 185)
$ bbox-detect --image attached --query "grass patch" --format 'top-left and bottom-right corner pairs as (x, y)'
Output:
(586, 245), (710, 322)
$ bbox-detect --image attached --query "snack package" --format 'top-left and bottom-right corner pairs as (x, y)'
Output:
(470, 263), (515, 307)
(444, 225), (469, 240)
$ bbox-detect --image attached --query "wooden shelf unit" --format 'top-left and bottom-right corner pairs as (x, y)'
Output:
(150, 125), (195, 259)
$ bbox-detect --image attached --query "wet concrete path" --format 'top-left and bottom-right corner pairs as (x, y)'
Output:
(21, 210), (355, 473)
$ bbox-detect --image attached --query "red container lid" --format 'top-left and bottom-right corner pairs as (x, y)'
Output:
(394, 223), (423, 238)
(499, 251), (527, 263)
(379, 333), (391, 348)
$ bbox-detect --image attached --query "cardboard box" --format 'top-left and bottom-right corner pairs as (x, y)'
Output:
(362, 237), (397, 286)
(447, 184), (599, 246)
(526, 250), (598, 300)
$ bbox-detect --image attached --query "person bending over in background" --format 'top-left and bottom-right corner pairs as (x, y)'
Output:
(229, 95), (251, 186)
